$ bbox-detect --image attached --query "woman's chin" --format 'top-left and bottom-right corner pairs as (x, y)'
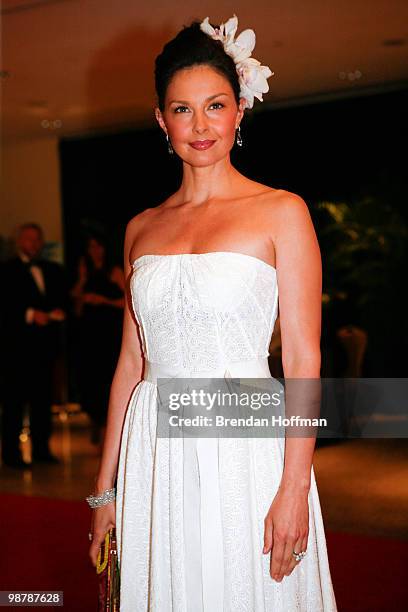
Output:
(182, 148), (231, 166)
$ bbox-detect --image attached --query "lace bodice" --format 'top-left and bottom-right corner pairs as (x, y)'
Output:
(130, 251), (279, 374)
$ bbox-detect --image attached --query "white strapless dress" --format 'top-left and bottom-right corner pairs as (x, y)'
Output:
(115, 251), (337, 612)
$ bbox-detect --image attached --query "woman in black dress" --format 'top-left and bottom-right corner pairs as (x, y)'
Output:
(71, 235), (125, 446)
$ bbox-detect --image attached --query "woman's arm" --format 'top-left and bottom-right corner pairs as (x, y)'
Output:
(88, 218), (143, 566)
(93, 219), (144, 493)
(70, 257), (88, 316)
(263, 191), (322, 582)
(274, 192), (322, 493)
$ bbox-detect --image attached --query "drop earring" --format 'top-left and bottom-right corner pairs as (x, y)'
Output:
(236, 125), (243, 147)
(166, 133), (174, 155)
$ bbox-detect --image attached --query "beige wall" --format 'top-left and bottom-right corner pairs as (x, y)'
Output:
(0, 137), (64, 262)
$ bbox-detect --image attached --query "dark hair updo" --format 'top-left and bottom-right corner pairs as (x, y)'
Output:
(154, 20), (241, 112)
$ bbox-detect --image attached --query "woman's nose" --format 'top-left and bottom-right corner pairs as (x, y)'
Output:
(193, 112), (209, 133)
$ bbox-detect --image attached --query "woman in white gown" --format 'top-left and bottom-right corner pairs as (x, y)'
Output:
(88, 14), (338, 611)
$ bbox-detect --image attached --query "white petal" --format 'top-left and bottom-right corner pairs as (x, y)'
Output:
(225, 42), (252, 63)
(250, 70), (270, 94)
(253, 91), (264, 102)
(223, 41), (237, 57)
(241, 65), (257, 83)
(260, 65), (274, 78)
(244, 57), (261, 66)
(234, 29), (256, 54)
(231, 45), (253, 63)
(223, 14), (238, 42)
(236, 57), (261, 70)
(200, 17), (216, 37)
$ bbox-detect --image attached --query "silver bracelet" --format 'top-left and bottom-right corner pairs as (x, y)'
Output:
(86, 487), (116, 509)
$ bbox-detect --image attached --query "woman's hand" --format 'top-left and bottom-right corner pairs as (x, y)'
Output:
(88, 502), (116, 567)
(32, 309), (49, 326)
(263, 483), (309, 582)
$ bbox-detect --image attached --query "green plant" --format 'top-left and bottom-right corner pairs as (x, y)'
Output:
(317, 196), (408, 313)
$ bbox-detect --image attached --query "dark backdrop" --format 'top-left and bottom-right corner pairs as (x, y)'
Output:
(59, 87), (408, 376)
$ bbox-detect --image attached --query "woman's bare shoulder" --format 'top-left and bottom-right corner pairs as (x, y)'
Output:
(252, 188), (312, 245)
(124, 202), (171, 262)
(261, 187), (310, 220)
(125, 206), (157, 238)
(127, 196), (176, 227)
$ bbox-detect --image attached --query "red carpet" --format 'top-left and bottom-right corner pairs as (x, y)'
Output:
(1, 493), (407, 611)
(0, 494), (98, 611)
(326, 530), (408, 612)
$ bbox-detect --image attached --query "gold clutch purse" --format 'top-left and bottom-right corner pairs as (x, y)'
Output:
(96, 527), (120, 611)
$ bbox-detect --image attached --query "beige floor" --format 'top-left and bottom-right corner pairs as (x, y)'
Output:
(1, 407), (407, 541)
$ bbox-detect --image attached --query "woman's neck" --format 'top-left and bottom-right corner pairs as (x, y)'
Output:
(178, 157), (241, 205)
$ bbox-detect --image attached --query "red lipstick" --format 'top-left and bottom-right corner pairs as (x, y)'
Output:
(189, 140), (216, 150)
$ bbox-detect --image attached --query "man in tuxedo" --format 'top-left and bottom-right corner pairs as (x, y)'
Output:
(0, 223), (68, 468)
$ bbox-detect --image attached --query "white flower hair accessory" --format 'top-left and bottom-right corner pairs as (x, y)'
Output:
(200, 14), (274, 110)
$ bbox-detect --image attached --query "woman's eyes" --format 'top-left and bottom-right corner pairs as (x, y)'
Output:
(174, 102), (224, 113)
(211, 102), (224, 108)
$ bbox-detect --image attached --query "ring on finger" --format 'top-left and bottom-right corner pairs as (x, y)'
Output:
(88, 531), (93, 541)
